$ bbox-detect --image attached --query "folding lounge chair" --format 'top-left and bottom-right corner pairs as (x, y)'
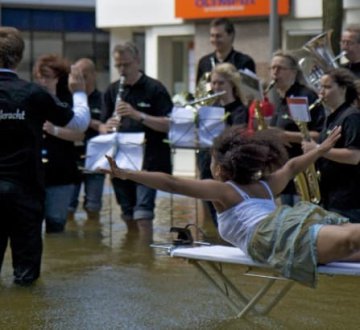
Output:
(167, 245), (360, 319)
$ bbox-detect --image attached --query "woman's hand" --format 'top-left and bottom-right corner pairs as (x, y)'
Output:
(301, 139), (317, 154)
(99, 155), (128, 180)
(317, 126), (341, 153)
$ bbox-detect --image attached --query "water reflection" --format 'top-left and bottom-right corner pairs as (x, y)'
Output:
(1, 191), (360, 329)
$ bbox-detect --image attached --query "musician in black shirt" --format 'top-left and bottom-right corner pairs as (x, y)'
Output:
(196, 18), (256, 84)
(270, 50), (326, 206)
(303, 69), (360, 222)
(100, 42), (172, 241)
(341, 24), (360, 78)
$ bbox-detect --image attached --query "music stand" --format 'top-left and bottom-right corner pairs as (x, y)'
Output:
(168, 105), (225, 231)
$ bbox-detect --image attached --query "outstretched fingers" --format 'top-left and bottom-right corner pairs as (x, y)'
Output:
(320, 126), (341, 151)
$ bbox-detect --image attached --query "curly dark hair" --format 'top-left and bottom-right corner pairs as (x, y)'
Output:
(211, 126), (288, 184)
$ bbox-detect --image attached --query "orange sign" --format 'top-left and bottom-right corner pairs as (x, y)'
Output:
(175, 0), (289, 19)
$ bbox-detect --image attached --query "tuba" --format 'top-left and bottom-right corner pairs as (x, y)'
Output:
(293, 30), (346, 92)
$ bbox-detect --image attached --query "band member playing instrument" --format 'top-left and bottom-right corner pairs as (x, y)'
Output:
(0, 27), (89, 285)
(99, 42), (172, 242)
(269, 50), (326, 206)
(197, 63), (248, 227)
(302, 68), (360, 222)
(102, 125), (360, 288)
(341, 24), (360, 78)
(196, 18), (256, 84)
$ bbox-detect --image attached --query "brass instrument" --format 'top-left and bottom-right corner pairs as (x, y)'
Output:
(309, 98), (323, 111)
(289, 30), (344, 204)
(293, 122), (321, 204)
(253, 80), (276, 131)
(292, 30), (346, 92)
(187, 91), (226, 107)
(253, 100), (267, 131)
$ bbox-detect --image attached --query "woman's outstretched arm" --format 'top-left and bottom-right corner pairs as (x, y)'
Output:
(101, 156), (229, 202)
(268, 126), (341, 196)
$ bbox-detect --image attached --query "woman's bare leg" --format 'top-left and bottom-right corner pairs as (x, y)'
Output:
(316, 224), (360, 264)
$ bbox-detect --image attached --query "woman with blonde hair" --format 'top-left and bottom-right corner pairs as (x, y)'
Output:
(198, 62), (248, 227)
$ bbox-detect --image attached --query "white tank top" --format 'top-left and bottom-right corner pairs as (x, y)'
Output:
(217, 180), (277, 254)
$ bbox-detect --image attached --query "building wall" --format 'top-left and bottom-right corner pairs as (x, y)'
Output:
(96, 0), (182, 28)
(1, 0), (94, 8)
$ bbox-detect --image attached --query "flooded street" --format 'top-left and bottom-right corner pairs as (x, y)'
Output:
(1, 187), (360, 329)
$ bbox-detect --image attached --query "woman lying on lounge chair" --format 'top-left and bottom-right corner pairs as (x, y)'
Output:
(100, 125), (360, 287)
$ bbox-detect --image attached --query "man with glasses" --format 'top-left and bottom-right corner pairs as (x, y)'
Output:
(99, 42), (172, 243)
(341, 24), (360, 78)
(269, 50), (325, 206)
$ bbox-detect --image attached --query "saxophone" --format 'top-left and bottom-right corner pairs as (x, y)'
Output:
(294, 121), (321, 204)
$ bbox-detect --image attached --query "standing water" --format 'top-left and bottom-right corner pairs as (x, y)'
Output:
(1, 187), (360, 329)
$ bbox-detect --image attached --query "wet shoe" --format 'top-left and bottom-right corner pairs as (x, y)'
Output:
(86, 210), (100, 221)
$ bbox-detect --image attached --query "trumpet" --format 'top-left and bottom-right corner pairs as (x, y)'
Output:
(112, 75), (125, 132)
(186, 91), (226, 107)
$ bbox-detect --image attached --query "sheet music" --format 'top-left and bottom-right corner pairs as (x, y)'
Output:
(85, 132), (145, 171)
(239, 69), (264, 101)
(286, 97), (311, 122)
(168, 106), (225, 148)
(198, 106), (225, 147)
(168, 106), (197, 147)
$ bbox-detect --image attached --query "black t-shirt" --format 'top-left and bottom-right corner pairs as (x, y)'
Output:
(213, 98), (248, 126)
(0, 71), (74, 196)
(196, 48), (256, 83)
(343, 62), (360, 78)
(317, 103), (360, 209)
(101, 74), (173, 173)
(224, 98), (248, 126)
(270, 82), (326, 194)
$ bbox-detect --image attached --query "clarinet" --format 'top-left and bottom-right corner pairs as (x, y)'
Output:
(112, 75), (125, 132)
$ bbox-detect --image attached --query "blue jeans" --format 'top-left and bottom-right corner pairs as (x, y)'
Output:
(45, 184), (75, 233)
(112, 178), (156, 221)
(69, 173), (105, 213)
